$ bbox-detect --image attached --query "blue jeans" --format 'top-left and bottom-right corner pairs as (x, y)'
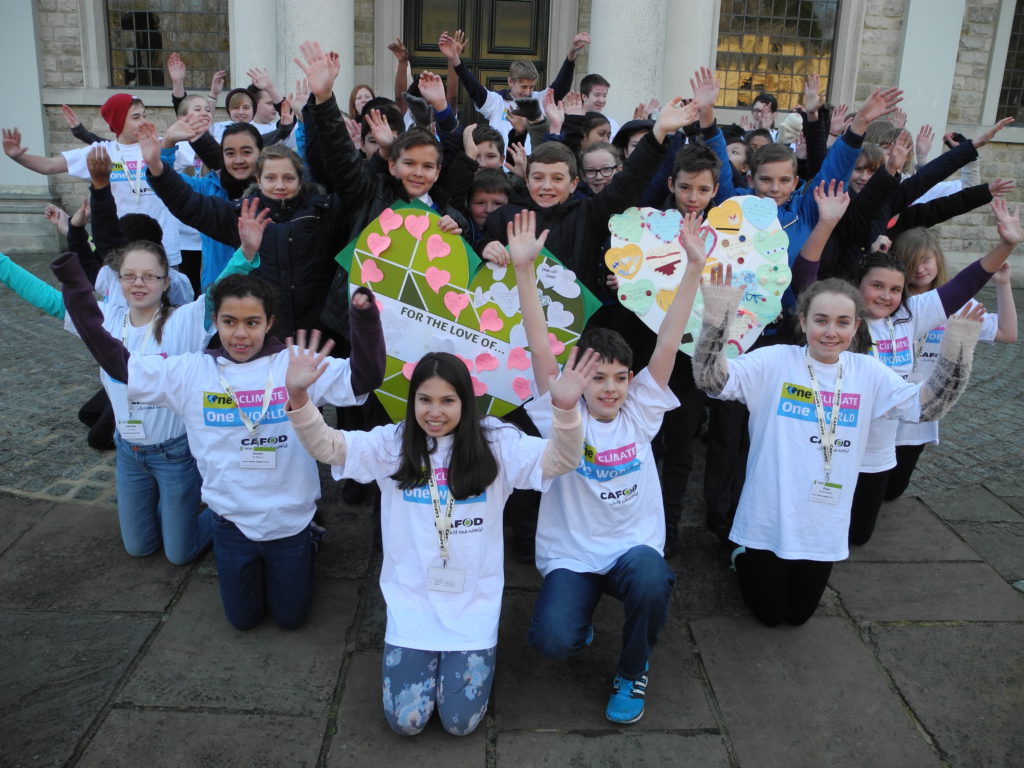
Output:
(381, 644), (495, 736)
(529, 545), (675, 680)
(211, 513), (315, 630)
(114, 431), (209, 565)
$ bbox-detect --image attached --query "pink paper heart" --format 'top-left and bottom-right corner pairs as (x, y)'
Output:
(456, 354), (475, 372)
(547, 333), (565, 355)
(512, 376), (533, 400)
(425, 266), (451, 293)
(507, 346), (530, 370)
(401, 361), (416, 380)
(360, 258), (384, 284)
(367, 233), (391, 258)
(475, 352), (499, 372)
(426, 234), (451, 261)
(405, 213), (429, 240)
(479, 307), (504, 333)
(379, 208), (403, 234)
(375, 299), (383, 312)
(471, 376), (487, 397)
(443, 290), (469, 318)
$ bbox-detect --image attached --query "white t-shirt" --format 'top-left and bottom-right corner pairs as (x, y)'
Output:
(860, 290), (947, 471)
(525, 368), (679, 576)
(128, 348), (363, 540)
(720, 345), (921, 561)
(93, 266), (194, 308)
(896, 308), (997, 446)
(476, 88), (551, 154)
(173, 142), (205, 251)
(331, 418), (551, 651)
(62, 141), (182, 266)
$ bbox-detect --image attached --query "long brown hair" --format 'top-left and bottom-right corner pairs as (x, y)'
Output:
(892, 227), (946, 293)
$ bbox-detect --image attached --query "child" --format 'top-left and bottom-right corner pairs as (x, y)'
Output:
(283, 340), (598, 735)
(467, 124), (506, 171)
(54, 248), (386, 629)
(579, 142), (623, 196)
(464, 168), (512, 242)
(692, 268), (984, 627)
(4, 94), (184, 266)
(726, 134), (752, 186)
(885, 231), (1017, 500)
(847, 198), (1020, 545)
(581, 73), (619, 136)
(511, 209), (706, 724)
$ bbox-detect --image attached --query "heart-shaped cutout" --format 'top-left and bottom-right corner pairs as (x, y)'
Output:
(507, 347), (531, 370)
(360, 258), (384, 284)
(754, 229), (789, 263)
(479, 307), (504, 332)
(471, 376), (487, 396)
(619, 279), (655, 316)
(609, 207), (644, 243)
(475, 352), (499, 372)
(604, 244), (643, 279)
(698, 225), (718, 256)
(646, 209), (682, 243)
(547, 333), (565, 355)
(742, 197), (778, 231)
(656, 287), (677, 311)
(443, 290), (469, 318)
(379, 208), (403, 234)
(707, 198), (743, 234)
(367, 233), (391, 258)
(425, 266), (451, 293)
(456, 354), (475, 372)
(426, 233), (451, 261)
(404, 213), (429, 240)
(401, 361), (416, 380)
(512, 376), (533, 401)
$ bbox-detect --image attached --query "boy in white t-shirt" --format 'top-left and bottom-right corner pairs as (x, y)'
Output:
(3, 94), (182, 266)
(509, 208), (706, 724)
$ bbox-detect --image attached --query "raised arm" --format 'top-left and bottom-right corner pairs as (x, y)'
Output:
(0, 251), (65, 318)
(692, 264), (743, 397)
(796, 180), (849, 291)
(509, 210), (559, 396)
(918, 303), (984, 421)
(647, 212), (708, 387)
(3, 128), (69, 175)
(440, 31), (490, 109)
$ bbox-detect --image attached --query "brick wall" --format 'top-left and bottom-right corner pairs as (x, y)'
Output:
(856, 0), (907, 100)
(37, 0), (85, 89)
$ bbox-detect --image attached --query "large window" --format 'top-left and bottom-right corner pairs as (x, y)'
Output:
(106, 0), (230, 89)
(997, 0), (1024, 122)
(716, 0), (841, 110)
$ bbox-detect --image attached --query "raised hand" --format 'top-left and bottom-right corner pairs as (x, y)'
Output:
(462, 123), (479, 159)
(210, 70), (226, 100)
(246, 66), (273, 92)
(69, 197), (90, 228)
(829, 103), (849, 136)
(60, 104), (82, 130)
(543, 90), (564, 133)
(738, 113), (756, 132)
(547, 346), (600, 410)
(890, 106), (907, 129)
(136, 121), (163, 171)
(990, 262), (1012, 286)
(690, 67), (719, 111)
(288, 78), (311, 117)
(989, 178), (1016, 197)
(852, 87), (904, 134)
(915, 123), (934, 161)
(871, 234), (892, 253)
(387, 37), (409, 62)
(285, 329), (336, 408)
(955, 300), (987, 323)
(992, 197), (1022, 246)
(886, 129), (913, 174)
(438, 31), (460, 63)
(562, 91), (584, 117)
(812, 179), (850, 224)
(43, 203), (70, 236)
(708, 260), (733, 289)
(294, 40), (338, 103)
(238, 197), (271, 261)
(680, 212), (709, 266)
(166, 52), (186, 84)
(974, 116), (1015, 148)
(417, 70), (447, 109)
(508, 210), (549, 269)
(504, 142), (527, 179)
(86, 145), (112, 188)
(366, 108), (395, 152)
(279, 99), (295, 126)
(343, 115), (362, 149)
(163, 115), (199, 145)
(2, 128), (27, 160)
(452, 29), (468, 55)
(653, 97), (699, 142)
(568, 32), (590, 61)
(802, 72), (821, 115)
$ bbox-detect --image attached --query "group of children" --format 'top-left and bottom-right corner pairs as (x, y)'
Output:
(1, 29), (1019, 735)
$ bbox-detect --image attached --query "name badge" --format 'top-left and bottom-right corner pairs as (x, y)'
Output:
(427, 566), (466, 593)
(117, 419), (146, 440)
(809, 480), (842, 505)
(240, 445), (276, 469)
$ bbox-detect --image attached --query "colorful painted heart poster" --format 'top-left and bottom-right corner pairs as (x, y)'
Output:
(606, 198), (790, 358)
(338, 202), (601, 422)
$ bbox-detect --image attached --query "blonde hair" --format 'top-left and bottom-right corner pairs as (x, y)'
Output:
(892, 227), (947, 291)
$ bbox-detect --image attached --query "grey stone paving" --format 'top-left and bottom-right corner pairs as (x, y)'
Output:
(1, 254), (1022, 766)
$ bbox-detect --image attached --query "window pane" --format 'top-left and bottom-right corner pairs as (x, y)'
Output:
(716, 0), (840, 110)
(997, 0), (1024, 122)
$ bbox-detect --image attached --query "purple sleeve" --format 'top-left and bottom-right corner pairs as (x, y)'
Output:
(790, 255), (820, 294)
(50, 252), (130, 382)
(348, 287), (385, 396)
(936, 259), (992, 315)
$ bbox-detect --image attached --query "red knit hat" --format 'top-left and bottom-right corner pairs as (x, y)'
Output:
(100, 93), (135, 136)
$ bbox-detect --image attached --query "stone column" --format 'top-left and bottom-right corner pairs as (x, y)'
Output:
(661, 0), (718, 102)
(0, 1), (49, 194)
(277, 0), (355, 108)
(587, 0), (669, 125)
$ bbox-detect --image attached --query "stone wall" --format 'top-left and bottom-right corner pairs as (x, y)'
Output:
(37, 0), (85, 89)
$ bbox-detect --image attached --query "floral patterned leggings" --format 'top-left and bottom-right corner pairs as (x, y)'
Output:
(381, 643), (496, 736)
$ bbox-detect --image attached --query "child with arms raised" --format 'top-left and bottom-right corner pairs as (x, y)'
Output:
(510, 209), (706, 724)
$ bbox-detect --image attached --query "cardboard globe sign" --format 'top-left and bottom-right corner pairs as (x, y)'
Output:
(337, 202), (601, 422)
(605, 198), (790, 358)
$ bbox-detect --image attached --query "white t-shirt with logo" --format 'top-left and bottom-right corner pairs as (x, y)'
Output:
(860, 290), (947, 472)
(720, 345), (921, 561)
(525, 368), (679, 577)
(128, 349), (362, 540)
(63, 141), (182, 265)
(332, 419), (551, 652)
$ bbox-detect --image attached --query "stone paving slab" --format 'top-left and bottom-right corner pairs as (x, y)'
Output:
(846, 496), (982, 562)
(0, 493), (51, 553)
(118, 576), (358, 716)
(947, 521), (1024, 581)
(984, 477), (1024, 515)
(674, 526), (748, 617)
(327, 650), (486, 767)
(830, 562), (1024, 622)
(493, 592), (717, 731)
(0, 500), (186, 612)
(0, 611), (156, 768)
(494, 732), (731, 767)
(75, 709), (325, 768)
(869, 623), (1024, 768)
(691, 616), (941, 768)
(919, 485), (1023, 523)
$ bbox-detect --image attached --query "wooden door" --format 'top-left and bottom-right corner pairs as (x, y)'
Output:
(404, 0), (550, 122)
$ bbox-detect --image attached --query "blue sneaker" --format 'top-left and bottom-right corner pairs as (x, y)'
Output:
(605, 664), (649, 724)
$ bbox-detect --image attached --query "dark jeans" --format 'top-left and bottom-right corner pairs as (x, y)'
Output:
(883, 444), (926, 501)
(211, 513), (315, 630)
(528, 545), (675, 679)
(733, 545), (833, 627)
(848, 469), (891, 546)
(78, 388), (115, 450)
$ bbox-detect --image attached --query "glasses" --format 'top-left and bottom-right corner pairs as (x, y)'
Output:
(119, 273), (166, 284)
(582, 165), (620, 180)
